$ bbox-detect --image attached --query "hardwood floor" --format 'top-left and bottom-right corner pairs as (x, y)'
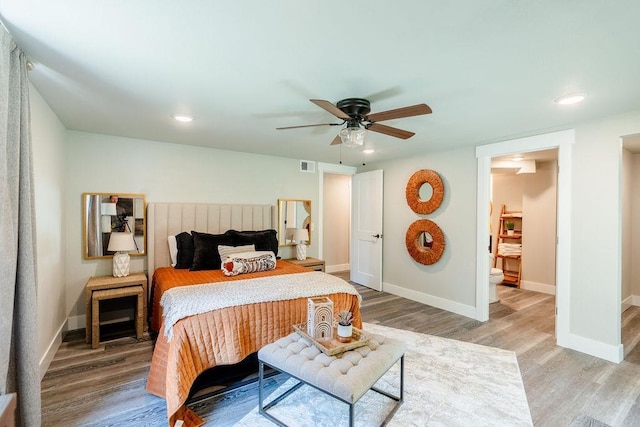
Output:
(41, 278), (640, 426)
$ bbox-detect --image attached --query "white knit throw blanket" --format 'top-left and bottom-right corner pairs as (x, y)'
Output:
(161, 271), (361, 340)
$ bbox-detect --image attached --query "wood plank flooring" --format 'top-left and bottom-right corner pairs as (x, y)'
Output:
(41, 277), (640, 426)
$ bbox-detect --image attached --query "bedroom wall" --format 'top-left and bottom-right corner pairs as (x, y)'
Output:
(356, 109), (640, 361)
(360, 146), (478, 316)
(29, 83), (68, 376)
(569, 111), (640, 351)
(64, 131), (321, 327)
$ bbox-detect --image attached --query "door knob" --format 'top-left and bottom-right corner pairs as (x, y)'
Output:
(372, 234), (382, 239)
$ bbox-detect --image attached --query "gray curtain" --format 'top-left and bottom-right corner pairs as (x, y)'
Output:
(0, 27), (42, 426)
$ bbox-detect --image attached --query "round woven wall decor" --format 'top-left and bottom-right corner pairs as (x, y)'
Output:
(406, 219), (445, 265)
(405, 169), (444, 214)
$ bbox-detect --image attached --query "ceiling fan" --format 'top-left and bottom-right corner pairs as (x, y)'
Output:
(276, 98), (432, 147)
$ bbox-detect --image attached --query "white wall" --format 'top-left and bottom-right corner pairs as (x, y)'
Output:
(322, 173), (350, 272)
(621, 148), (632, 303)
(569, 112), (640, 349)
(631, 153), (640, 297)
(522, 160), (557, 289)
(64, 131), (321, 325)
(29, 83), (67, 377)
(361, 146), (478, 317)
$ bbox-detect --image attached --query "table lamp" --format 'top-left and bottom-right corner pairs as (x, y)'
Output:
(293, 228), (309, 260)
(107, 232), (137, 277)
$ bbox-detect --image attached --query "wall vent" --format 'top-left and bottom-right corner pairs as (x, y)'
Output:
(300, 160), (316, 173)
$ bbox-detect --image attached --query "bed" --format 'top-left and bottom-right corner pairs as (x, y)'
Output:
(143, 203), (362, 427)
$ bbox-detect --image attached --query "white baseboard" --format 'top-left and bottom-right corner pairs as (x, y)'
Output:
(325, 263), (350, 273)
(382, 282), (477, 320)
(622, 295), (634, 312)
(557, 331), (623, 363)
(520, 280), (556, 295)
(40, 320), (66, 380)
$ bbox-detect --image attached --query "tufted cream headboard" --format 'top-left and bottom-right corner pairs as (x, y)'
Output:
(146, 202), (277, 286)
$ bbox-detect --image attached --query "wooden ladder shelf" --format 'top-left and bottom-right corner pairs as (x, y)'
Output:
(494, 204), (522, 287)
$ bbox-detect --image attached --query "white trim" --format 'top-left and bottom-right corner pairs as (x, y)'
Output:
(520, 280), (556, 295)
(325, 263), (350, 273)
(39, 320), (66, 380)
(317, 162), (356, 261)
(562, 332), (623, 363)
(383, 282), (477, 319)
(475, 155), (491, 321)
(622, 295), (633, 312)
(476, 129), (574, 349)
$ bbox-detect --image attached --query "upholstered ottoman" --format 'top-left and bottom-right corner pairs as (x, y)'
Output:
(258, 331), (406, 426)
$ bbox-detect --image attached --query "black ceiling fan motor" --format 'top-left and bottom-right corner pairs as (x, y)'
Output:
(336, 98), (371, 120)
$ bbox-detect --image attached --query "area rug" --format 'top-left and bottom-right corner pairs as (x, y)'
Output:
(234, 323), (532, 426)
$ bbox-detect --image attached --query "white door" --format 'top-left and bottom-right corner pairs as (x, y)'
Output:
(350, 170), (383, 290)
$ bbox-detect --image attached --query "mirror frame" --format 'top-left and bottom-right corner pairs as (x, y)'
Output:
(405, 169), (445, 214)
(405, 219), (445, 265)
(82, 192), (146, 259)
(277, 198), (312, 246)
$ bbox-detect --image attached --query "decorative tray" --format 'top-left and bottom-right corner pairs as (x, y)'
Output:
(293, 323), (370, 356)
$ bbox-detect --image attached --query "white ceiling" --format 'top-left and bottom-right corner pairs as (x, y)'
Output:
(3, 1), (640, 166)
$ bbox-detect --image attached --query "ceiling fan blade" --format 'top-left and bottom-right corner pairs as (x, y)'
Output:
(276, 123), (340, 130)
(330, 135), (342, 145)
(310, 99), (351, 120)
(367, 123), (415, 139)
(366, 103), (432, 122)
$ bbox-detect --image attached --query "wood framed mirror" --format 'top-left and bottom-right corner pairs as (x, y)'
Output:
(82, 193), (146, 259)
(277, 199), (312, 246)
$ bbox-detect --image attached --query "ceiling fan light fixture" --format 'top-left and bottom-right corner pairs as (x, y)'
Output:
(339, 125), (366, 148)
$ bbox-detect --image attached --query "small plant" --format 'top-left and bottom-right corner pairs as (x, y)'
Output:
(505, 221), (515, 230)
(337, 310), (353, 326)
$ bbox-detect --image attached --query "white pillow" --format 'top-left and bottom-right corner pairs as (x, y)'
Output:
(218, 244), (255, 261)
(168, 235), (178, 267)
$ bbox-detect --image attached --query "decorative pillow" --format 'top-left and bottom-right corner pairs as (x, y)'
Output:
(174, 232), (194, 269)
(218, 244), (255, 261)
(221, 251), (277, 276)
(190, 230), (235, 271)
(228, 229), (279, 257)
(168, 235), (178, 267)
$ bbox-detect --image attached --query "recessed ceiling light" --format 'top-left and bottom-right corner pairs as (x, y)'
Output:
(172, 113), (194, 122)
(363, 149), (375, 154)
(554, 93), (586, 105)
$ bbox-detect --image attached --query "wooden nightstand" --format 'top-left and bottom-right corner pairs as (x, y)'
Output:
(85, 272), (147, 348)
(286, 257), (325, 272)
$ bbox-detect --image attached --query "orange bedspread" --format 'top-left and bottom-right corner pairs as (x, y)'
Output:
(150, 260), (312, 332)
(146, 261), (362, 427)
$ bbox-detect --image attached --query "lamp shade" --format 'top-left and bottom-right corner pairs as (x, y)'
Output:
(107, 232), (137, 252)
(339, 126), (366, 148)
(101, 202), (117, 216)
(293, 228), (309, 243)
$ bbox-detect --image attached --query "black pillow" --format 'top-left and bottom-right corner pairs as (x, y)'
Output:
(190, 230), (236, 271)
(228, 229), (279, 257)
(174, 232), (194, 269)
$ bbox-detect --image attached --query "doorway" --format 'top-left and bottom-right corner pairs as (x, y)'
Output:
(317, 162), (356, 273)
(489, 149), (559, 323)
(475, 129), (573, 347)
(620, 134), (640, 355)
